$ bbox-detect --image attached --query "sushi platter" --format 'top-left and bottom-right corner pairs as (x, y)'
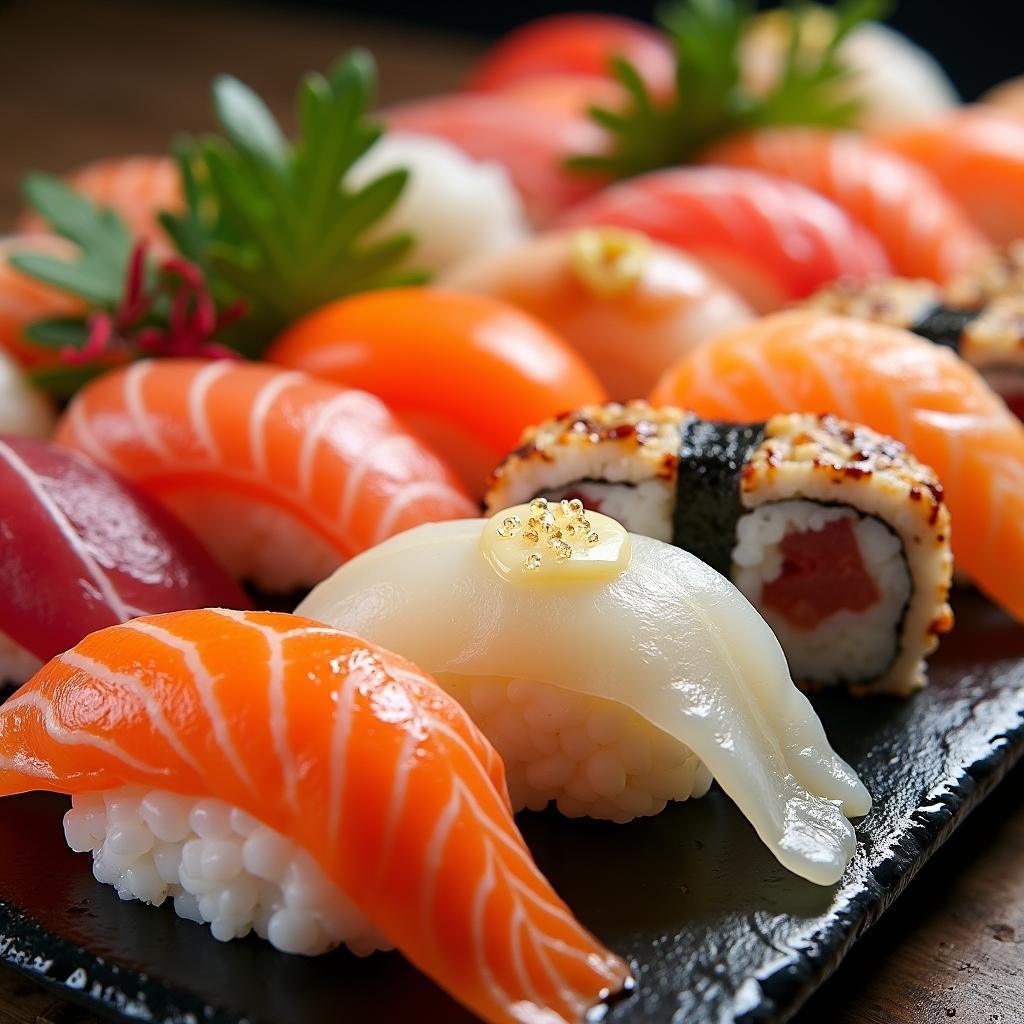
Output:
(2, 2), (1024, 1022)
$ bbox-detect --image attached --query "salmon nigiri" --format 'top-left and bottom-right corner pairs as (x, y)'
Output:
(705, 128), (992, 282)
(878, 108), (1024, 246)
(0, 609), (630, 1023)
(651, 310), (1024, 621)
(55, 360), (476, 592)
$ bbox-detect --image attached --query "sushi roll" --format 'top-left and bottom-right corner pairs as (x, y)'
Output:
(651, 311), (1024, 624)
(802, 270), (1024, 420)
(441, 228), (754, 399)
(54, 360), (476, 592)
(297, 500), (870, 884)
(486, 403), (953, 696)
(0, 609), (631, 1024)
(0, 437), (249, 686)
(346, 132), (528, 274)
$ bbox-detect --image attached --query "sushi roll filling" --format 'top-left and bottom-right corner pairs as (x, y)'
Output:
(732, 502), (912, 685)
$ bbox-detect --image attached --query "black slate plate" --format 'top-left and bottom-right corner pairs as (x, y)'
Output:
(1, 591), (1023, 1024)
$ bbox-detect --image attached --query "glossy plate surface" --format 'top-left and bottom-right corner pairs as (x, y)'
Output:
(1, 593), (1022, 1024)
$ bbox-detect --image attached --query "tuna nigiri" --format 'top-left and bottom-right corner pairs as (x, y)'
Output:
(442, 228), (753, 399)
(0, 609), (631, 1024)
(19, 156), (181, 255)
(651, 311), (1024, 622)
(55, 360), (476, 592)
(705, 129), (991, 282)
(0, 438), (248, 685)
(0, 234), (85, 368)
(465, 13), (674, 99)
(298, 500), (870, 884)
(555, 167), (891, 312)
(878, 109), (1024, 246)
(267, 289), (607, 495)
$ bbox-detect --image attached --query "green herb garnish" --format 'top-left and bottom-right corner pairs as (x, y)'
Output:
(162, 49), (424, 351)
(570, 0), (888, 180)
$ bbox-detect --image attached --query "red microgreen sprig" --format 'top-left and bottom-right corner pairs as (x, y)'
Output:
(64, 240), (247, 368)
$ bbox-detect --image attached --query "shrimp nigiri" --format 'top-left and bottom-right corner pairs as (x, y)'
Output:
(705, 128), (992, 282)
(878, 108), (1024, 246)
(651, 310), (1024, 621)
(0, 609), (631, 1024)
(555, 166), (891, 312)
(55, 360), (476, 592)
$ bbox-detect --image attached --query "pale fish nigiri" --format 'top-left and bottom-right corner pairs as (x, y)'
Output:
(0, 609), (630, 1024)
(298, 499), (871, 886)
(651, 310), (1024, 623)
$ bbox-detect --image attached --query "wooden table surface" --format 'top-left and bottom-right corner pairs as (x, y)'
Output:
(1, 1), (1022, 1021)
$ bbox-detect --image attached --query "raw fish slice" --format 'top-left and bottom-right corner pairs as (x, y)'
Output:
(555, 166), (890, 312)
(878, 108), (1024, 245)
(0, 609), (630, 1024)
(705, 128), (991, 282)
(54, 360), (476, 591)
(0, 437), (249, 682)
(298, 514), (870, 885)
(651, 310), (1024, 621)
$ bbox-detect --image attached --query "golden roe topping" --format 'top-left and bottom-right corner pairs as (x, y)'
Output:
(481, 498), (631, 585)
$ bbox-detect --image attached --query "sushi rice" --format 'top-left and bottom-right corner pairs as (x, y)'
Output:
(64, 787), (391, 956)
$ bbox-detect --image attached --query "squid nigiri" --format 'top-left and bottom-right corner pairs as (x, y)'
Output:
(298, 500), (870, 885)
(19, 156), (181, 255)
(0, 234), (85, 368)
(54, 360), (476, 592)
(441, 228), (753, 399)
(486, 403), (953, 696)
(651, 311), (1024, 622)
(878, 109), (1024, 246)
(0, 438), (248, 685)
(554, 167), (891, 312)
(267, 288), (607, 495)
(704, 128), (991, 282)
(385, 94), (608, 224)
(0, 609), (631, 1024)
